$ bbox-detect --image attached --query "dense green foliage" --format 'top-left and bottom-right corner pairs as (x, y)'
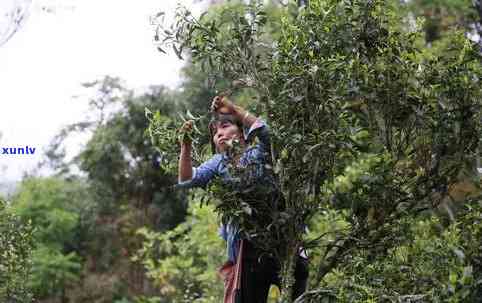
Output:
(150, 0), (482, 301)
(133, 198), (225, 303)
(4, 1), (482, 302)
(12, 177), (88, 299)
(0, 199), (33, 302)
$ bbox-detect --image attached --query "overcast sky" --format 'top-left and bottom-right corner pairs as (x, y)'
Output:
(0, 0), (203, 182)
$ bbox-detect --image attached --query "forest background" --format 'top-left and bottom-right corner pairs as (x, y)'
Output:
(1, 0), (482, 302)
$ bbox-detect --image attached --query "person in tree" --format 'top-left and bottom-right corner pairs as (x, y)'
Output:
(177, 96), (308, 303)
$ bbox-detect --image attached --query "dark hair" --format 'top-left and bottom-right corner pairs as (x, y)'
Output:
(208, 113), (243, 154)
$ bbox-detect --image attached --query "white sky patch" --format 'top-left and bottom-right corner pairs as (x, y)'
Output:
(0, 0), (203, 182)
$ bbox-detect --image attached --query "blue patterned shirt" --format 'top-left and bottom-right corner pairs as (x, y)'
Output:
(177, 119), (271, 262)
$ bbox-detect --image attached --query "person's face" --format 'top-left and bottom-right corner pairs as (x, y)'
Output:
(212, 121), (243, 152)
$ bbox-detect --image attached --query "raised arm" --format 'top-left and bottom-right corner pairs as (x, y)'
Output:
(177, 120), (220, 189)
(178, 120), (194, 182)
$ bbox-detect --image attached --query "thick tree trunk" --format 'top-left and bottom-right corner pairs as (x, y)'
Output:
(279, 244), (298, 302)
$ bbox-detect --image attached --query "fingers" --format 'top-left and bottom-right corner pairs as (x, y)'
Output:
(181, 120), (194, 132)
(211, 96), (222, 112)
(211, 95), (232, 114)
(179, 120), (194, 144)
